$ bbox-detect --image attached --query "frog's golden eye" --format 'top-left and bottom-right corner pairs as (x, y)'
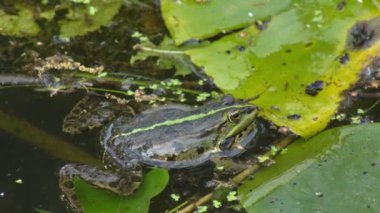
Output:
(227, 110), (241, 123)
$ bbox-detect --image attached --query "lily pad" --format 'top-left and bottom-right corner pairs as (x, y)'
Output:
(131, 36), (199, 76)
(161, 0), (292, 45)
(59, 0), (124, 37)
(75, 168), (169, 213)
(0, 5), (40, 36)
(162, 0), (380, 137)
(239, 123), (380, 212)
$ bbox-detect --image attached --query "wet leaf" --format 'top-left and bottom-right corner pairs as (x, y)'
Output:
(0, 5), (40, 36)
(239, 123), (380, 212)
(75, 168), (169, 213)
(161, 0), (292, 45)
(0, 0), (123, 38)
(59, 0), (123, 37)
(162, 0), (380, 137)
(131, 36), (202, 76)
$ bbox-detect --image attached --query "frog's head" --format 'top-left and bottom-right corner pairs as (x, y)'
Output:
(217, 100), (259, 152)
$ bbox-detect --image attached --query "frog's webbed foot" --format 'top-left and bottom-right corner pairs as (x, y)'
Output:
(59, 164), (142, 212)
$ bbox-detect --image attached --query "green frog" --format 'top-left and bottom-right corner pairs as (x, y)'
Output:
(59, 95), (259, 212)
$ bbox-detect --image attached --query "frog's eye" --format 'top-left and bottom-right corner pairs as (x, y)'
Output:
(227, 110), (241, 123)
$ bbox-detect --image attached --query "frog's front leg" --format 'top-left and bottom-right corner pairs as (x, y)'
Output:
(59, 164), (142, 211)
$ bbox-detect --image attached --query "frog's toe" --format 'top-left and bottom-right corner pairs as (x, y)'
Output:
(59, 163), (142, 211)
(59, 165), (84, 212)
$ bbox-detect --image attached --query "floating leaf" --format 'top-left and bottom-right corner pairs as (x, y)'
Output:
(239, 123), (380, 212)
(131, 36), (201, 76)
(161, 0), (292, 45)
(170, 193), (180, 202)
(162, 0), (380, 137)
(75, 168), (169, 213)
(212, 200), (222, 209)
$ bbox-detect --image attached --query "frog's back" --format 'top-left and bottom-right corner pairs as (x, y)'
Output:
(101, 103), (228, 169)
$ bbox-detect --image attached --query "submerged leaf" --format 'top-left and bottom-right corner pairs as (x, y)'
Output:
(59, 0), (124, 37)
(0, 5), (40, 36)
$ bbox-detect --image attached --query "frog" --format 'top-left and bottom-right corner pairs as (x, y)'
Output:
(59, 95), (260, 212)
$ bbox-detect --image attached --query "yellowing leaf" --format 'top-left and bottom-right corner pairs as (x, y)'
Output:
(163, 0), (380, 137)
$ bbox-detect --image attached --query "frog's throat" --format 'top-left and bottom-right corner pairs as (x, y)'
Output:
(111, 104), (255, 140)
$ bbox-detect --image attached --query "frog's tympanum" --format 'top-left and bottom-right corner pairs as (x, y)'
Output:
(59, 95), (259, 211)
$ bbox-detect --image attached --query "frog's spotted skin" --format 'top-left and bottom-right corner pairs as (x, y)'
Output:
(62, 95), (133, 134)
(59, 96), (259, 212)
(59, 164), (142, 212)
(101, 101), (258, 169)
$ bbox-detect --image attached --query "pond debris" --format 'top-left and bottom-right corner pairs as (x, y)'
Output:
(15, 179), (23, 184)
(133, 89), (160, 103)
(339, 52), (350, 64)
(170, 193), (180, 202)
(305, 80), (324, 96)
(212, 200), (222, 208)
(287, 114), (301, 120)
(347, 17), (380, 50)
(226, 191), (238, 202)
(34, 53), (104, 78)
(104, 93), (129, 105)
(196, 206), (208, 213)
(315, 191), (324, 198)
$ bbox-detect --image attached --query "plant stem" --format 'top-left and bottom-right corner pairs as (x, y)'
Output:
(133, 44), (185, 55)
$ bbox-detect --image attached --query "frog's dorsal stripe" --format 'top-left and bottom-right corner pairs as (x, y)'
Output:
(112, 104), (253, 140)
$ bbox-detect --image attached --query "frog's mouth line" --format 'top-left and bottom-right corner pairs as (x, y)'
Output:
(218, 122), (256, 152)
(229, 123), (257, 151)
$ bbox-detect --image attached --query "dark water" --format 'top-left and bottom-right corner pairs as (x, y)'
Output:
(0, 88), (85, 212)
(0, 2), (167, 211)
(0, 88), (216, 213)
(0, 88), (278, 213)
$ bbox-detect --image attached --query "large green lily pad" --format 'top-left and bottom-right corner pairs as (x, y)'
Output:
(161, 0), (380, 137)
(161, 0), (292, 45)
(239, 123), (380, 212)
